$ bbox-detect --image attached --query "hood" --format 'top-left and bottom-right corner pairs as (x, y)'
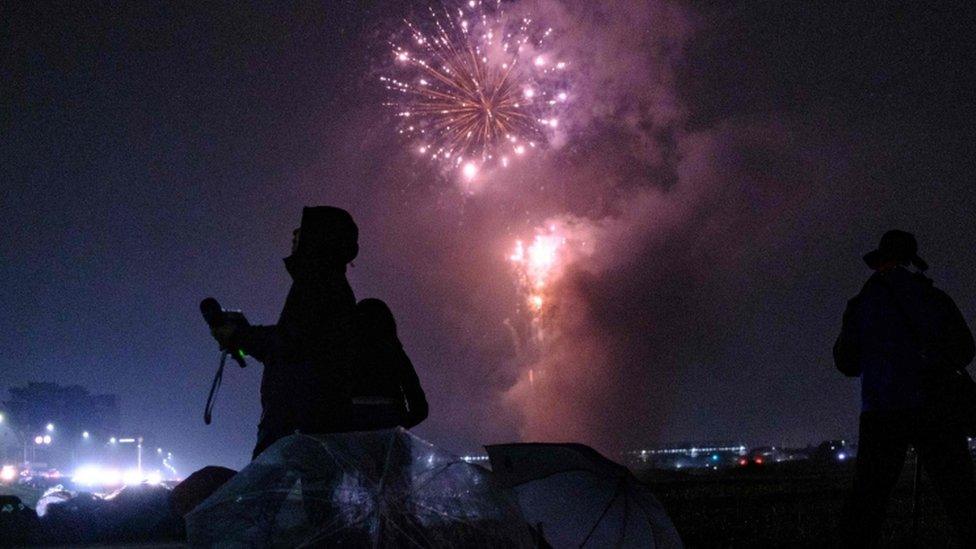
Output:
(285, 206), (358, 276)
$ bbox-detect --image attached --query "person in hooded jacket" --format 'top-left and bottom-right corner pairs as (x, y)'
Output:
(834, 230), (976, 546)
(211, 206), (360, 459)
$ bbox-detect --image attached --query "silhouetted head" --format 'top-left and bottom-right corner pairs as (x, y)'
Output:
(863, 229), (928, 271)
(286, 206), (358, 272)
(356, 298), (397, 337)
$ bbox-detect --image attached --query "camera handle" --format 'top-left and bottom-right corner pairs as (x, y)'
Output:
(204, 351), (232, 425)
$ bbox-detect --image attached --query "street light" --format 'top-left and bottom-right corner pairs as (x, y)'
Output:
(109, 437), (117, 444)
(46, 423), (54, 432)
(0, 412), (5, 423)
(43, 435), (51, 445)
(34, 435), (43, 445)
(82, 431), (90, 439)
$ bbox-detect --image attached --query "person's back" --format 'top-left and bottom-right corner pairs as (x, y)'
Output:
(839, 267), (955, 412)
(349, 298), (428, 430)
(834, 230), (976, 546)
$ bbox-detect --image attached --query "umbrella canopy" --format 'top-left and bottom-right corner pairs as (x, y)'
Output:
(487, 443), (682, 549)
(186, 428), (534, 548)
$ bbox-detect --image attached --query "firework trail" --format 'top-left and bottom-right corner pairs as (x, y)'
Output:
(380, 0), (570, 182)
(508, 219), (595, 344)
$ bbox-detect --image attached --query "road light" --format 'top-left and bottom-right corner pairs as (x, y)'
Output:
(43, 435), (52, 445)
(0, 413), (5, 423)
(34, 435), (43, 445)
(82, 431), (90, 439)
(46, 423), (54, 432)
(109, 437), (117, 444)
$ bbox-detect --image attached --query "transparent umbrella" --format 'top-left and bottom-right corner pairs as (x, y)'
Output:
(186, 428), (534, 548)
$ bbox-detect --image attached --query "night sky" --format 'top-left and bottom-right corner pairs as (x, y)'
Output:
(3, 1), (976, 473)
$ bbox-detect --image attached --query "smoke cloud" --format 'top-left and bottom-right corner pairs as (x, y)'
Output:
(358, 0), (860, 453)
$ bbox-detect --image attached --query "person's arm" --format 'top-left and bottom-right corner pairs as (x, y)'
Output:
(221, 283), (323, 364)
(833, 297), (862, 377)
(395, 344), (428, 428)
(935, 291), (975, 371)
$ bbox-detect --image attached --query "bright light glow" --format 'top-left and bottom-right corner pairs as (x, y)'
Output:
(510, 229), (569, 316)
(0, 413), (4, 423)
(1, 465), (16, 482)
(34, 435), (43, 445)
(123, 469), (142, 485)
(46, 423), (54, 432)
(534, 55), (545, 66)
(43, 435), (52, 445)
(118, 438), (136, 443)
(462, 162), (478, 180)
(109, 437), (117, 444)
(82, 431), (90, 439)
(838, 452), (847, 461)
(72, 465), (123, 487)
(73, 465), (165, 487)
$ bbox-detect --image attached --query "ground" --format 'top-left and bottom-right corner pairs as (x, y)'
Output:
(3, 459), (967, 547)
(641, 459), (962, 547)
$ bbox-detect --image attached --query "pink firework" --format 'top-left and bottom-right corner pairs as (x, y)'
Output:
(380, 0), (570, 182)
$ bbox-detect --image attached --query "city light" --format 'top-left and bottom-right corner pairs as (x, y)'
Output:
(72, 464), (166, 487)
(82, 431), (90, 439)
(1, 465), (16, 482)
(46, 423), (55, 432)
(43, 435), (52, 445)
(123, 468), (142, 485)
(109, 437), (117, 444)
(72, 465), (122, 487)
(34, 435), (43, 445)
(0, 412), (5, 423)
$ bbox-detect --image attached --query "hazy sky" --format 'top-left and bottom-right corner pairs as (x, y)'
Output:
(3, 1), (975, 472)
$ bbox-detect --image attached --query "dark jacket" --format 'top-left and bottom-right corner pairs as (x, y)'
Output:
(230, 207), (359, 456)
(352, 298), (429, 428)
(834, 267), (974, 412)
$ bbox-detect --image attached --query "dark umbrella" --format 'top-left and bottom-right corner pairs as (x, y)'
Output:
(487, 443), (682, 548)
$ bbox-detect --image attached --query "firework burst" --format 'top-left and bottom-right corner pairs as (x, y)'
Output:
(380, 0), (569, 182)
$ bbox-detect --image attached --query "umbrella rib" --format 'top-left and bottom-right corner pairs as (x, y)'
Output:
(505, 468), (616, 487)
(579, 477), (626, 548)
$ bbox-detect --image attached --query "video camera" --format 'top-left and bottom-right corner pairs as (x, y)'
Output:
(200, 297), (249, 369)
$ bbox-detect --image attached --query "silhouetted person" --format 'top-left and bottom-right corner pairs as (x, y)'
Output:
(834, 230), (976, 546)
(349, 298), (428, 430)
(212, 206), (359, 459)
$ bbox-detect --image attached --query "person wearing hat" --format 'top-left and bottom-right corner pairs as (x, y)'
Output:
(211, 206), (361, 459)
(834, 230), (976, 545)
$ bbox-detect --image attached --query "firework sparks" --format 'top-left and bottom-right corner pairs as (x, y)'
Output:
(380, 0), (569, 180)
(510, 230), (565, 316)
(509, 218), (597, 345)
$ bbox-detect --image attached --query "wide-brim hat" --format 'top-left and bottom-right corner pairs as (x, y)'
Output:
(863, 229), (928, 271)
